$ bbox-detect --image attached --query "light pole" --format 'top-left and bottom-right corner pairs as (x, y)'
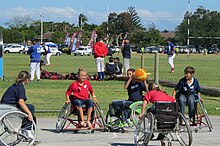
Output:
(187, 0), (190, 47)
(40, 13), (44, 44)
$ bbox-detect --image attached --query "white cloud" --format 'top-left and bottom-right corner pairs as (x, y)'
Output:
(0, 6), (183, 30)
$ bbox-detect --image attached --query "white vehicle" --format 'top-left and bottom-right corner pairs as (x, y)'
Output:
(40, 46), (62, 56)
(50, 47), (62, 56)
(4, 44), (27, 54)
(74, 46), (92, 56)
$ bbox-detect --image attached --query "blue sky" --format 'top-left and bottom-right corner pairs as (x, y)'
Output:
(0, 0), (219, 31)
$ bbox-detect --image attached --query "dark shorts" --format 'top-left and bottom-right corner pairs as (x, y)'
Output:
(72, 99), (93, 109)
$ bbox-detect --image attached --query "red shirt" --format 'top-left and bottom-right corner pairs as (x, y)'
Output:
(66, 80), (94, 100)
(94, 42), (108, 58)
(144, 90), (175, 104)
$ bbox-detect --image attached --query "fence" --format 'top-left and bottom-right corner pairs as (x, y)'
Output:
(0, 52), (219, 113)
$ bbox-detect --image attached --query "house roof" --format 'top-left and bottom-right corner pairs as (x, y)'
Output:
(160, 32), (176, 39)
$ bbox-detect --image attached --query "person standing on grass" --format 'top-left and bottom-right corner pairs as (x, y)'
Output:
(42, 43), (52, 66)
(121, 38), (131, 76)
(93, 37), (108, 81)
(166, 38), (176, 73)
(27, 39), (41, 82)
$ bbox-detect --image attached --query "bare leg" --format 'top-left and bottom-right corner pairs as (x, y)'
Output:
(78, 107), (85, 126)
(87, 107), (93, 129)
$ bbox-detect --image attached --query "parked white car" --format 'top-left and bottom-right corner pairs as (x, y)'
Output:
(4, 44), (27, 54)
(40, 46), (62, 56)
(74, 46), (92, 56)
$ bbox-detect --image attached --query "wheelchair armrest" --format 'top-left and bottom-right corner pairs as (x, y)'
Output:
(129, 101), (143, 109)
(194, 94), (201, 102)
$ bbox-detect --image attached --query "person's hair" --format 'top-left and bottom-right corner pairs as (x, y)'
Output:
(15, 71), (30, 84)
(184, 66), (195, 74)
(96, 37), (101, 42)
(77, 67), (86, 76)
(127, 68), (135, 73)
(109, 57), (114, 62)
(115, 57), (120, 61)
(148, 81), (167, 94)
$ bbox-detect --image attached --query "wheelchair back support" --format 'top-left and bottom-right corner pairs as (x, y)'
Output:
(155, 102), (178, 129)
(0, 104), (19, 117)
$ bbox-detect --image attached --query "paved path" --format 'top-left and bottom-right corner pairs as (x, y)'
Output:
(36, 116), (220, 146)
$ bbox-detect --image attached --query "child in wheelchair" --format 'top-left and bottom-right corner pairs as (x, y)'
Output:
(1, 71), (40, 144)
(172, 66), (201, 124)
(111, 68), (148, 126)
(65, 67), (98, 129)
(140, 82), (176, 140)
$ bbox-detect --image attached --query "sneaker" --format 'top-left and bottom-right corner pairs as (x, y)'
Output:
(156, 133), (165, 140)
(22, 130), (34, 139)
(34, 140), (41, 145)
(150, 133), (155, 140)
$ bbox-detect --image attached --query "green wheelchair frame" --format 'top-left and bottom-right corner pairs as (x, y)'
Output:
(105, 101), (143, 132)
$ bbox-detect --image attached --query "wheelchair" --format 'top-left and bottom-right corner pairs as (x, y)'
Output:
(55, 102), (106, 133)
(180, 95), (213, 132)
(134, 102), (193, 146)
(0, 104), (37, 146)
(105, 101), (144, 132)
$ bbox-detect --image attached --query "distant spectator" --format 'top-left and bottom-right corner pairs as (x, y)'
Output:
(121, 38), (131, 76)
(42, 43), (52, 66)
(114, 57), (123, 76)
(27, 39), (41, 82)
(105, 57), (118, 76)
(166, 39), (176, 73)
(94, 38), (108, 81)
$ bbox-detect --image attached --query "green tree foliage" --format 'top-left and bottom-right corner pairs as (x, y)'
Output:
(78, 13), (88, 28)
(127, 6), (143, 29)
(176, 6), (220, 47)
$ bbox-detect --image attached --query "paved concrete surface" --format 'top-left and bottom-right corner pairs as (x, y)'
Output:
(35, 116), (220, 146)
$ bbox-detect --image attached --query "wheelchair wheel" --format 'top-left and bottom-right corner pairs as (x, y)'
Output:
(93, 103), (106, 131)
(130, 101), (143, 127)
(176, 112), (192, 146)
(55, 103), (71, 133)
(134, 112), (154, 146)
(0, 111), (37, 146)
(105, 110), (121, 131)
(197, 100), (213, 132)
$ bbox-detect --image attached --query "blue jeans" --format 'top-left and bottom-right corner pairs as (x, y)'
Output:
(17, 104), (35, 130)
(112, 100), (133, 121)
(179, 94), (195, 119)
(72, 99), (93, 109)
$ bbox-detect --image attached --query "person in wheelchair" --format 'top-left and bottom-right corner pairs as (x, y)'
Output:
(140, 82), (176, 140)
(112, 68), (148, 125)
(172, 66), (201, 123)
(65, 67), (98, 129)
(1, 71), (39, 143)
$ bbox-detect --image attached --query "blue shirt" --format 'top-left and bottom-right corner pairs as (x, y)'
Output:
(122, 43), (131, 59)
(27, 44), (41, 63)
(167, 42), (175, 55)
(126, 81), (146, 102)
(175, 77), (201, 96)
(1, 83), (27, 104)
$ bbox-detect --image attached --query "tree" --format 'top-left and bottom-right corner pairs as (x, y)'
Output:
(127, 6), (143, 29)
(78, 13), (88, 28)
(176, 6), (220, 47)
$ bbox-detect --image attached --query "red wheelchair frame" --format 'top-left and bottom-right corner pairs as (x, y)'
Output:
(55, 102), (106, 133)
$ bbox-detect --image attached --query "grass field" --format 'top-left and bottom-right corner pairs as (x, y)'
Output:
(0, 53), (220, 116)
